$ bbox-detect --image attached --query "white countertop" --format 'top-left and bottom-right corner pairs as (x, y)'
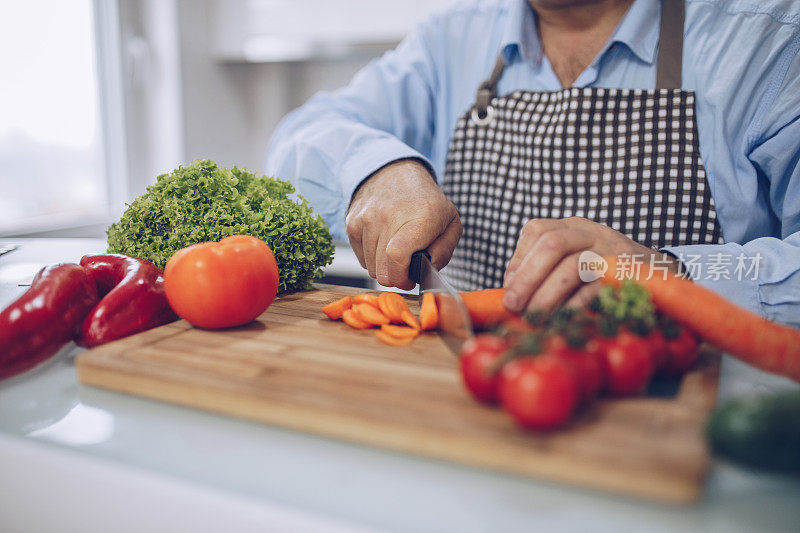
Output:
(1, 238), (799, 533)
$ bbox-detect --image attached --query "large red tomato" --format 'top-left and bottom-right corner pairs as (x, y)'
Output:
(164, 235), (279, 329)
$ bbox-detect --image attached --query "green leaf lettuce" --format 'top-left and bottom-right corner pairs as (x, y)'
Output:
(107, 159), (335, 293)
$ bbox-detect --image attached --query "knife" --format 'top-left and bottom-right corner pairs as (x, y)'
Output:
(409, 250), (473, 355)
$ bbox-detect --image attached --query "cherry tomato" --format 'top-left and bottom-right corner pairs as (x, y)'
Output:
(498, 354), (580, 430)
(459, 334), (510, 402)
(546, 335), (605, 403)
(600, 330), (654, 396)
(662, 327), (700, 376)
(643, 329), (668, 370)
(164, 235), (279, 329)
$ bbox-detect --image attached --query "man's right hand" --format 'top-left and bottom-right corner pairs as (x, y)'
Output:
(345, 159), (462, 290)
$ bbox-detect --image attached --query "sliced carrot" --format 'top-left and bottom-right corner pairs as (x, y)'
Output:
(342, 308), (372, 330)
(459, 288), (516, 330)
(321, 296), (352, 320)
(380, 324), (420, 339)
(602, 255), (800, 384)
(419, 292), (438, 330)
(352, 303), (390, 326)
(377, 291), (410, 323)
(375, 329), (415, 346)
(401, 309), (421, 330)
(353, 294), (380, 307)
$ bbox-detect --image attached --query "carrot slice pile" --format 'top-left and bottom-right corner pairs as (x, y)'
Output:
(325, 288), (514, 344)
(353, 294), (380, 307)
(321, 296), (352, 320)
(419, 292), (438, 330)
(352, 303), (391, 326)
(323, 292), (433, 347)
(342, 308), (371, 329)
(377, 292), (409, 323)
(380, 324), (420, 339)
(374, 330), (415, 346)
(400, 310), (421, 330)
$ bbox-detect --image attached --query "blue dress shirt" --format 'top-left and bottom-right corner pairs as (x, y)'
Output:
(266, 0), (800, 326)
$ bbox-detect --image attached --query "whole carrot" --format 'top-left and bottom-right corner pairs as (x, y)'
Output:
(459, 288), (516, 330)
(602, 256), (800, 384)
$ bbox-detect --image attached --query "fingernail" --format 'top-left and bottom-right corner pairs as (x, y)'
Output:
(503, 272), (514, 288)
(503, 290), (520, 311)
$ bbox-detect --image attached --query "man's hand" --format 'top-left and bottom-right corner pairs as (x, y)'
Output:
(346, 160), (462, 290)
(502, 217), (680, 312)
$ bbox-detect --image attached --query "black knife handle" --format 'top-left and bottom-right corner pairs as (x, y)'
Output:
(408, 250), (431, 285)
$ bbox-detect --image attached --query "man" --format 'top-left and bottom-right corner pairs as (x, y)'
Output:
(266, 0), (800, 326)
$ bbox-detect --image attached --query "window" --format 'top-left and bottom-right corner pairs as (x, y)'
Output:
(0, 0), (126, 235)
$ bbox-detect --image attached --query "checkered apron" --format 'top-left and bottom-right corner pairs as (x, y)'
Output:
(440, 0), (722, 290)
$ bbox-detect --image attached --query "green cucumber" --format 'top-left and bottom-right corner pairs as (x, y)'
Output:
(707, 390), (800, 474)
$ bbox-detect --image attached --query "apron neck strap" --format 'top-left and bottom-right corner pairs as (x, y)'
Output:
(656, 0), (685, 89)
(475, 54), (506, 119)
(475, 0), (686, 106)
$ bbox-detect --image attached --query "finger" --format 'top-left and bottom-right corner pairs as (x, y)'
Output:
(385, 213), (454, 289)
(504, 218), (565, 286)
(427, 214), (463, 270)
(564, 281), (601, 309)
(346, 215), (367, 270)
(375, 231), (393, 287)
(525, 252), (583, 312)
(348, 233), (366, 270)
(362, 226), (379, 279)
(503, 228), (594, 312)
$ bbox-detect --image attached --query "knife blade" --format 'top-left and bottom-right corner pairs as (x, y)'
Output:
(409, 250), (473, 355)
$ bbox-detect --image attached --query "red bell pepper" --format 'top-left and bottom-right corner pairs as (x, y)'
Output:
(0, 263), (99, 379)
(76, 254), (178, 347)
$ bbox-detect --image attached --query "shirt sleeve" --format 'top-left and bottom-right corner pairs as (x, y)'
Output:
(265, 18), (442, 242)
(665, 39), (800, 328)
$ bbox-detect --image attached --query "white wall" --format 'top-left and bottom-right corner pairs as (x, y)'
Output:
(175, 0), (377, 174)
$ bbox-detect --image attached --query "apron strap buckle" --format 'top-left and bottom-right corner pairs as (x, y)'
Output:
(472, 84), (496, 125)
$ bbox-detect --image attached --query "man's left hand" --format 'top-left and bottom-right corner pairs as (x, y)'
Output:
(502, 217), (680, 313)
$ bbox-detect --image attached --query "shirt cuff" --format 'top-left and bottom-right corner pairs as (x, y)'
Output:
(661, 243), (765, 318)
(338, 136), (435, 207)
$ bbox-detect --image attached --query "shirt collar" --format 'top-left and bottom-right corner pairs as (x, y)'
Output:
(501, 0), (660, 66)
(500, 0), (541, 64)
(612, 0), (660, 64)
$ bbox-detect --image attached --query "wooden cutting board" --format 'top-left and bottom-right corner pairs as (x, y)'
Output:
(76, 284), (720, 504)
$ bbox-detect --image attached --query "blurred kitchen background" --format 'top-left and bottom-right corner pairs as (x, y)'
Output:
(0, 0), (453, 286)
